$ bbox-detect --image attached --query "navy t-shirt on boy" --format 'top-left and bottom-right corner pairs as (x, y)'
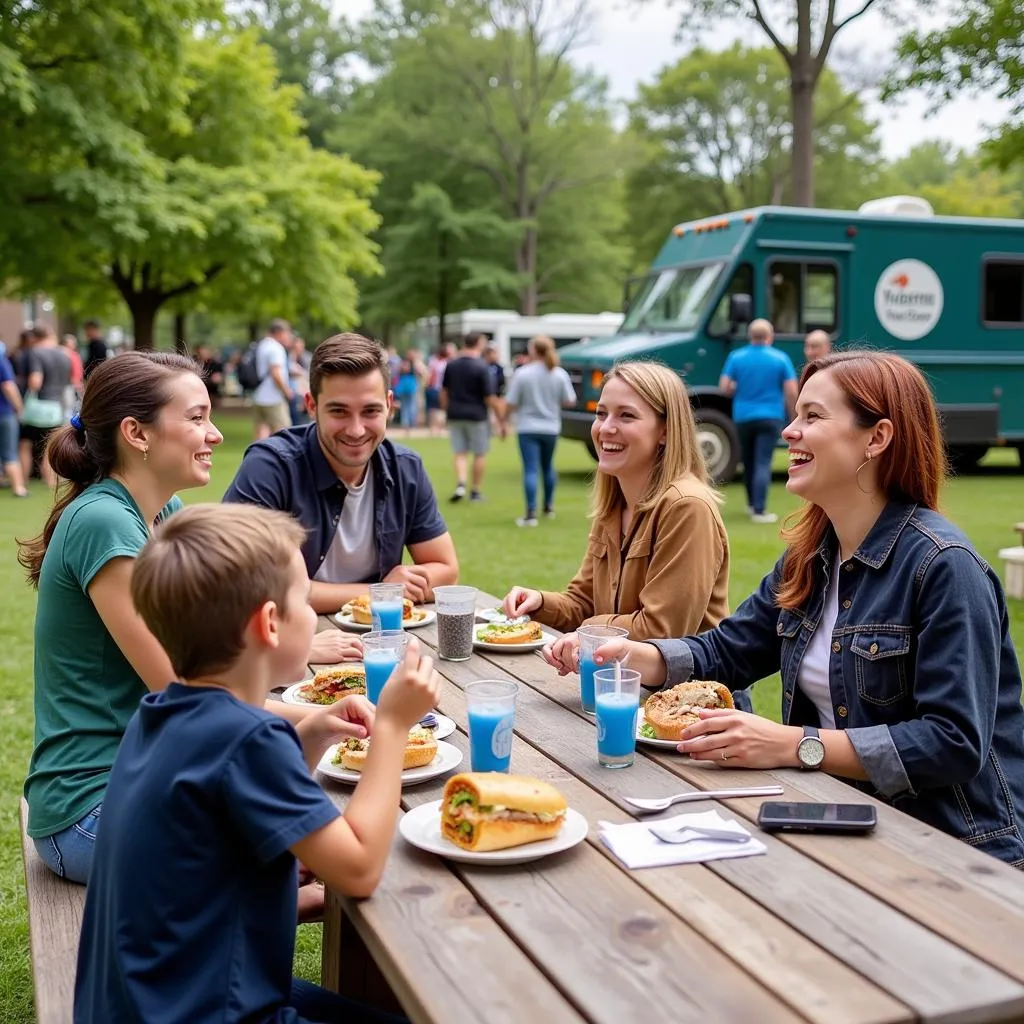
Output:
(74, 684), (340, 1024)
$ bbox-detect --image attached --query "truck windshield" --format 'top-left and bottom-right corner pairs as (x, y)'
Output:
(621, 263), (724, 333)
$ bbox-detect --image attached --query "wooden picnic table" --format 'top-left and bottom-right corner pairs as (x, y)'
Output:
(303, 589), (1024, 1024)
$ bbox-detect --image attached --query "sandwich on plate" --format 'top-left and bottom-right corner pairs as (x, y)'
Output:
(441, 773), (567, 851)
(641, 681), (734, 740)
(476, 620), (543, 645)
(332, 727), (438, 772)
(298, 665), (367, 705)
(343, 594), (421, 625)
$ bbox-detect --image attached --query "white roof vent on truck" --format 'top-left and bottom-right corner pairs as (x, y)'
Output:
(858, 195), (935, 217)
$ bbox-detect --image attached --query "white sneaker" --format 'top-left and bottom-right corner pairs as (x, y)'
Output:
(516, 517), (539, 527)
(745, 505), (754, 515)
(750, 512), (778, 524)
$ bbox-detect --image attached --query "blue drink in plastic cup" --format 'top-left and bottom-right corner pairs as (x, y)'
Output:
(361, 630), (408, 706)
(576, 625), (628, 715)
(369, 583), (405, 631)
(595, 667), (642, 768)
(465, 680), (519, 773)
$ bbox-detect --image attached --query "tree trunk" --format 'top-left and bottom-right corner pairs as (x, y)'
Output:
(173, 312), (188, 354)
(790, 70), (816, 207)
(517, 225), (539, 315)
(248, 321), (260, 343)
(437, 229), (448, 347)
(129, 298), (161, 350)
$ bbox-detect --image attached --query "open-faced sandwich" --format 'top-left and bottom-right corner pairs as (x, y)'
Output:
(343, 594), (424, 625)
(297, 665), (367, 705)
(641, 680), (734, 740)
(332, 727), (437, 772)
(441, 773), (567, 851)
(476, 620), (543, 645)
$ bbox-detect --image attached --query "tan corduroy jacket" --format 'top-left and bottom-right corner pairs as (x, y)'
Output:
(535, 477), (730, 640)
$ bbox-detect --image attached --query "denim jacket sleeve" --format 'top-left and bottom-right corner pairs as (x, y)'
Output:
(648, 556), (785, 710)
(847, 545), (1004, 798)
(223, 445), (289, 511)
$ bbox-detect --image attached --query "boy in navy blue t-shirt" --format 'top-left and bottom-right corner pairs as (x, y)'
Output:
(74, 504), (440, 1023)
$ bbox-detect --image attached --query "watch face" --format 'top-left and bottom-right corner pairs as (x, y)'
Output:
(799, 736), (826, 768)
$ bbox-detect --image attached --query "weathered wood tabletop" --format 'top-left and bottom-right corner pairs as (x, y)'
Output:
(300, 590), (1024, 1024)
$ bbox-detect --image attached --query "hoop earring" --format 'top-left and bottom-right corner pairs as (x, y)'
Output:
(855, 451), (872, 494)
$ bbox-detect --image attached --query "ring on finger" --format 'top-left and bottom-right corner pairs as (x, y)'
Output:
(721, 750), (731, 761)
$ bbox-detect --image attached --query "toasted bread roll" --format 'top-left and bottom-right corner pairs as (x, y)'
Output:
(476, 621), (543, 645)
(643, 681), (735, 740)
(335, 728), (438, 772)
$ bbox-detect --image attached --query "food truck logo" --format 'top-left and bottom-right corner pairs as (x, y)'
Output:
(874, 259), (944, 341)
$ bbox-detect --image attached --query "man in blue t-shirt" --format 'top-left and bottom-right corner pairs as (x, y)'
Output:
(720, 318), (797, 523)
(74, 503), (439, 1023)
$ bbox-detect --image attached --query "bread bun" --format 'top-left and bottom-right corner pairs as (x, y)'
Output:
(335, 728), (437, 772)
(643, 681), (734, 740)
(476, 620), (543, 645)
(344, 595), (417, 625)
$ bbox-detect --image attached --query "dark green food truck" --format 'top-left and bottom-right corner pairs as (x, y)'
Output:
(557, 198), (1024, 481)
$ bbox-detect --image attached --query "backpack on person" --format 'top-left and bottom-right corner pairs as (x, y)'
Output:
(235, 342), (263, 391)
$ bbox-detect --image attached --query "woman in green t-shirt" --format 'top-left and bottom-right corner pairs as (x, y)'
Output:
(19, 352), (361, 885)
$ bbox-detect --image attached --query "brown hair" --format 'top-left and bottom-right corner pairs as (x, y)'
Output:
(529, 335), (559, 371)
(592, 360), (718, 520)
(131, 504), (307, 680)
(776, 350), (946, 609)
(309, 332), (390, 399)
(17, 351), (202, 587)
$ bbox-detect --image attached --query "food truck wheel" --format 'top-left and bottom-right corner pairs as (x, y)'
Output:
(694, 409), (740, 485)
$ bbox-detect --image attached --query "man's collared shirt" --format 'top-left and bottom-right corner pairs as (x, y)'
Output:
(223, 423), (447, 582)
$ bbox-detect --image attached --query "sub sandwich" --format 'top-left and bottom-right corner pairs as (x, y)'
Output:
(641, 680), (734, 740)
(298, 665), (367, 705)
(343, 594), (419, 625)
(476, 620), (543, 645)
(441, 773), (567, 852)
(332, 727), (437, 772)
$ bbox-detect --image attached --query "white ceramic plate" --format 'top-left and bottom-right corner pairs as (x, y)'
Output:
(280, 675), (365, 706)
(399, 801), (589, 865)
(473, 625), (547, 652)
(333, 608), (437, 632)
(317, 740), (462, 786)
(635, 708), (683, 750)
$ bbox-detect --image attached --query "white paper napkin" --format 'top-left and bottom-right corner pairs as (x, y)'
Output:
(598, 810), (767, 869)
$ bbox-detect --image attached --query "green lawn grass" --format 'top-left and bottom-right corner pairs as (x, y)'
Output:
(1, 415), (1021, 1020)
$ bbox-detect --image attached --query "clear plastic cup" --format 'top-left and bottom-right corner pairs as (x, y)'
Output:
(576, 625), (629, 714)
(369, 583), (405, 631)
(594, 667), (642, 768)
(434, 585), (478, 661)
(465, 679), (519, 772)
(362, 630), (409, 705)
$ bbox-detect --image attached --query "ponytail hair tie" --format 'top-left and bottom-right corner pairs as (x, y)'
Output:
(70, 413), (83, 431)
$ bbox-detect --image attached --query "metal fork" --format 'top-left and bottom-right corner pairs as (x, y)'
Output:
(649, 824), (754, 845)
(624, 785), (784, 814)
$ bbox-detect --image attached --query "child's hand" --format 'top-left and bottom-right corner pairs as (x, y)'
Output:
(543, 632), (579, 676)
(375, 638), (441, 731)
(298, 696), (374, 763)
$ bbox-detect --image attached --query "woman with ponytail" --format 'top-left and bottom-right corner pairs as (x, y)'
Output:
(597, 351), (1024, 866)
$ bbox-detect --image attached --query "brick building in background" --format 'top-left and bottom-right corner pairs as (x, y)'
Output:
(0, 296), (58, 350)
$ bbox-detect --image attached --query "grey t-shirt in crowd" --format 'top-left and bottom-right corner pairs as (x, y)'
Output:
(506, 362), (576, 435)
(28, 346), (72, 401)
(313, 468), (378, 583)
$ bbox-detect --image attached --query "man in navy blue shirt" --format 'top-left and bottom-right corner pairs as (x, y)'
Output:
(74, 503), (439, 1023)
(720, 318), (797, 524)
(224, 333), (458, 614)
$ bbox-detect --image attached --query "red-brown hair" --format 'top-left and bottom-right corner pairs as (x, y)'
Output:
(776, 351), (946, 610)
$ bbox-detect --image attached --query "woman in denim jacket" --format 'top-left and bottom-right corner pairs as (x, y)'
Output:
(566, 350), (1024, 866)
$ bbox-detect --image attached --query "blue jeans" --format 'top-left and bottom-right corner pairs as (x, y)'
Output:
(33, 804), (101, 884)
(398, 396), (418, 428)
(517, 433), (558, 516)
(290, 978), (408, 1023)
(737, 419), (781, 514)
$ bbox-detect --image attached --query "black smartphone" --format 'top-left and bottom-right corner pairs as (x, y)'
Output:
(756, 801), (878, 834)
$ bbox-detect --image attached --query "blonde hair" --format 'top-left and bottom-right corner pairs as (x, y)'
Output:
(529, 335), (559, 370)
(131, 504), (307, 680)
(592, 360), (719, 520)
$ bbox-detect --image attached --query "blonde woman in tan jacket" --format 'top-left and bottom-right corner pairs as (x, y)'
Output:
(502, 360), (730, 646)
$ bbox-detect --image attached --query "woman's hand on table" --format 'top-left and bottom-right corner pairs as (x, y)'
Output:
(676, 708), (801, 769)
(543, 632), (579, 675)
(503, 586), (542, 620)
(308, 631), (363, 664)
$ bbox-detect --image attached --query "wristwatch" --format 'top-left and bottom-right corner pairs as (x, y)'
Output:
(797, 725), (826, 770)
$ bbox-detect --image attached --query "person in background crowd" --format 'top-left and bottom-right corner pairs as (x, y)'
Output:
(82, 320), (108, 379)
(252, 318), (294, 440)
(502, 335), (575, 526)
(0, 348), (27, 496)
(61, 334), (84, 417)
(289, 336), (312, 426)
(804, 329), (833, 364)
(20, 325), (71, 487)
(441, 331), (502, 503)
(425, 343), (453, 436)
(194, 344), (224, 408)
(505, 360), (730, 643)
(10, 328), (32, 397)
(224, 332), (458, 613)
(594, 351), (1024, 868)
(719, 318), (797, 524)
(393, 358), (420, 434)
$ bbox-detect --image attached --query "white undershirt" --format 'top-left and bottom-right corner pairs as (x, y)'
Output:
(796, 558), (841, 729)
(313, 471), (378, 584)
